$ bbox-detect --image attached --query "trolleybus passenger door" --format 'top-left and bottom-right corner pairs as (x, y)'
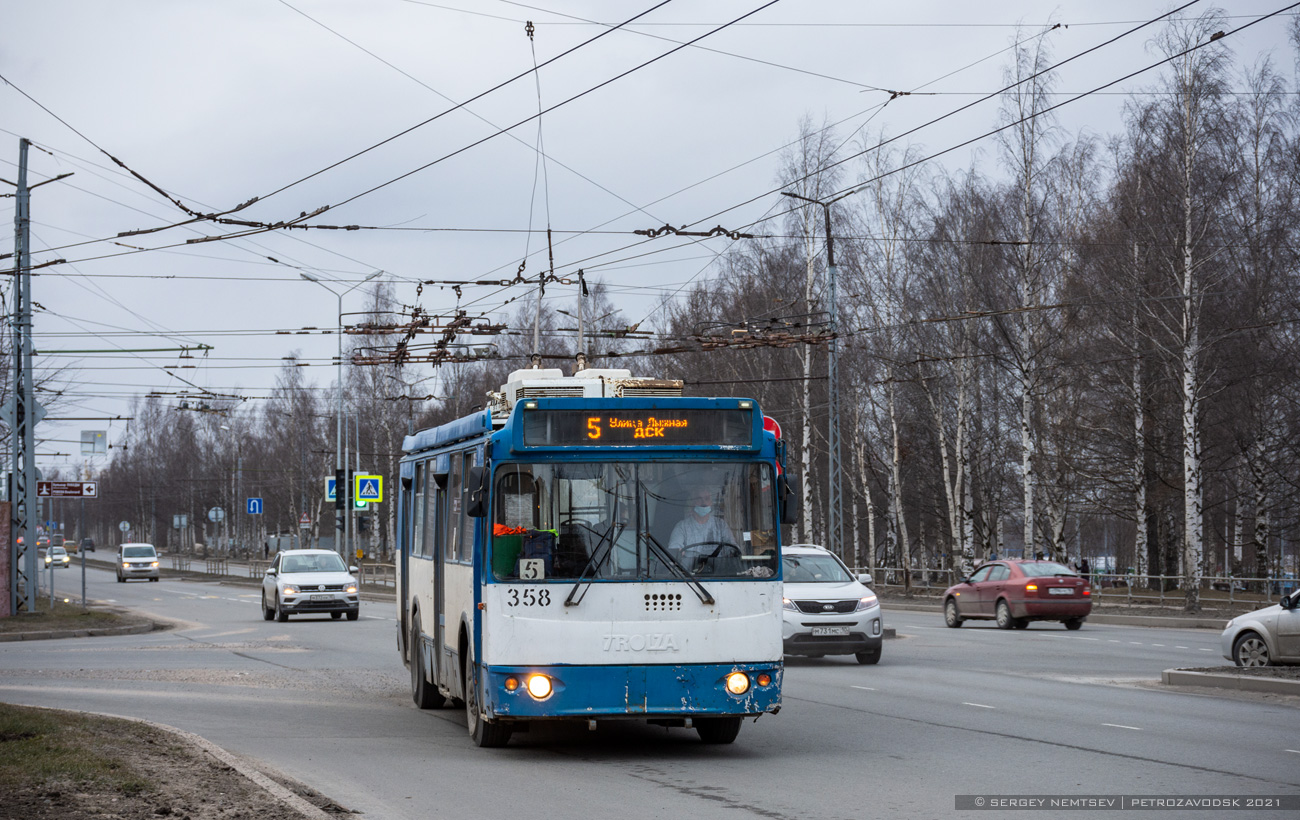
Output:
(399, 461), (415, 656)
(432, 457), (449, 693)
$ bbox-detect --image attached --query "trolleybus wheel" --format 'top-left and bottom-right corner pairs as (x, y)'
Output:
(411, 614), (446, 709)
(695, 716), (743, 744)
(464, 643), (512, 747)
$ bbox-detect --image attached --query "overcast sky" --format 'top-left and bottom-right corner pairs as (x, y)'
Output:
(2, 0), (1296, 471)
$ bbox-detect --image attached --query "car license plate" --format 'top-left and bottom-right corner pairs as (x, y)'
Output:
(811, 626), (850, 637)
(1048, 588), (1073, 595)
(310, 594), (332, 601)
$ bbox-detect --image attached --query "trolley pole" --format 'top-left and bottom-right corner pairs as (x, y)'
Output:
(781, 191), (843, 560)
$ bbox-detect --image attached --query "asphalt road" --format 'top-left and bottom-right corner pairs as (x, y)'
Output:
(2, 564), (1298, 820)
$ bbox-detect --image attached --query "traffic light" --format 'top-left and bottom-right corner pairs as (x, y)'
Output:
(334, 468), (347, 510)
(357, 515), (370, 534)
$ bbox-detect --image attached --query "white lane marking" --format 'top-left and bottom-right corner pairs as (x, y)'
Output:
(1102, 723), (1143, 731)
(1198, 648), (1212, 652)
(1175, 646), (1189, 649)
(1075, 637), (1100, 641)
(963, 702), (996, 709)
(1285, 750), (1300, 755)
(851, 686), (876, 691)
(1151, 644), (1165, 647)
(1108, 640), (1122, 643)
(1128, 641), (1142, 645)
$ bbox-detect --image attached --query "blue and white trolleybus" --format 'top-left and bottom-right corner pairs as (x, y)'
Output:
(397, 367), (797, 746)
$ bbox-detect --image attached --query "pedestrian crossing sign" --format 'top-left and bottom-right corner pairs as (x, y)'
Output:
(355, 474), (383, 503)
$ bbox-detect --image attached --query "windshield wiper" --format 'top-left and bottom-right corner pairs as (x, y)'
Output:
(642, 530), (714, 605)
(564, 522), (618, 607)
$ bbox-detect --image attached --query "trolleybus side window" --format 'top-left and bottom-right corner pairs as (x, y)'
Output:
(410, 462), (426, 558)
(490, 462), (778, 581)
(457, 450), (478, 562)
(447, 453), (463, 563)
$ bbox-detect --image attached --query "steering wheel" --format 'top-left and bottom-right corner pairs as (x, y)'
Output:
(681, 541), (742, 569)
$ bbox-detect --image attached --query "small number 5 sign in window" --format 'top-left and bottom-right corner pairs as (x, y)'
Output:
(520, 558), (546, 580)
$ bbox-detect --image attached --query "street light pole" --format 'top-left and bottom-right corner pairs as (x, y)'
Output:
(300, 271), (381, 560)
(781, 191), (843, 562)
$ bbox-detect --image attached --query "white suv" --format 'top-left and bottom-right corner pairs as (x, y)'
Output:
(782, 544), (883, 664)
(262, 549), (360, 622)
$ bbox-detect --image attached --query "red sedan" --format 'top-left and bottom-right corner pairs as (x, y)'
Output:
(942, 559), (1091, 630)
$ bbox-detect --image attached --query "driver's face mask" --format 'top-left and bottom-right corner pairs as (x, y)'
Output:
(694, 505), (712, 517)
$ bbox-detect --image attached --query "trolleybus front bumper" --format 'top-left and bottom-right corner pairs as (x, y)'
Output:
(483, 661), (782, 720)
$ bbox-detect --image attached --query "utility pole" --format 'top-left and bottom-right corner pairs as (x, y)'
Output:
(300, 271), (379, 559)
(781, 191), (843, 561)
(9, 139), (37, 614)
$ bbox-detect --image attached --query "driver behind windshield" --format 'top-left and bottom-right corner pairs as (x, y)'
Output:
(668, 486), (737, 564)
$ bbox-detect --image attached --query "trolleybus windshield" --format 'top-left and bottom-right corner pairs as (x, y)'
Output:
(491, 462), (778, 582)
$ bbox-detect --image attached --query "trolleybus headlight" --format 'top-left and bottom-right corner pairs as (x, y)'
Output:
(525, 674), (553, 700)
(725, 671), (750, 695)
(756, 673), (772, 687)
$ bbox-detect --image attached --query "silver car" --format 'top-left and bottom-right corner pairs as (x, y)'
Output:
(782, 544), (883, 664)
(1221, 590), (1300, 667)
(262, 549), (360, 622)
(117, 543), (160, 582)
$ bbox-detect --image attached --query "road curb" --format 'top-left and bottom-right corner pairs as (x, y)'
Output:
(0, 621), (156, 642)
(881, 600), (1225, 629)
(1161, 668), (1300, 695)
(54, 708), (336, 820)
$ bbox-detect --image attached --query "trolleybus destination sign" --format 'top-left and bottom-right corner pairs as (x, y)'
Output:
(522, 407), (754, 447)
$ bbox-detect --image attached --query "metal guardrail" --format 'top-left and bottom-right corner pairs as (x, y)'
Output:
(359, 564), (396, 588)
(853, 565), (1295, 607)
(203, 558), (229, 575)
(171, 555), (191, 571)
(248, 560), (269, 578)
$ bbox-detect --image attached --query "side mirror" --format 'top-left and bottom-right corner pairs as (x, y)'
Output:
(466, 465), (489, 518)
(778, 473), (801, 526)
(349, 565), (359, 574)
(858, 573), (873, 586)
(265, 568), (277, 576)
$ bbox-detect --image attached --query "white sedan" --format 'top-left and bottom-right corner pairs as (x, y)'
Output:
(1221, 590), (1300, 666)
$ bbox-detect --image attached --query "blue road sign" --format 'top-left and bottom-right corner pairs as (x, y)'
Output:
(326, 477), (337, 502)
(247, 497), (263, 515)
(355, 474), (383, 503)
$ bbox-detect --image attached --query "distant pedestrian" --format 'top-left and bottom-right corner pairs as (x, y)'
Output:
(1079, 558), (1090, 575)
(263, 540), (269, 559)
